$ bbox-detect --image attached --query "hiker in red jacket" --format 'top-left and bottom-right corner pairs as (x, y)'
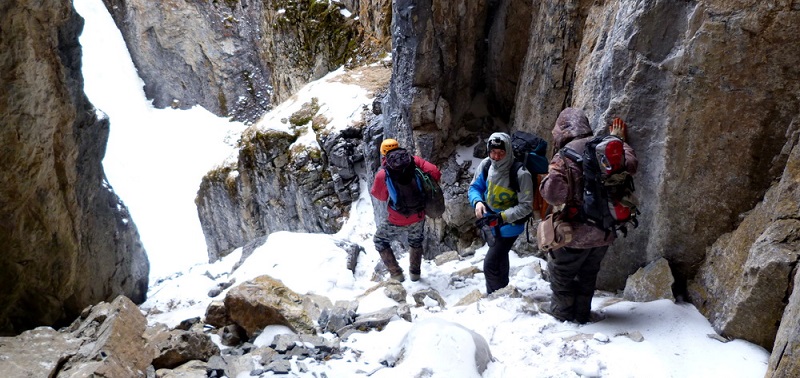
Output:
(540, 108), (638, 323)
(371, 139), (441, 282)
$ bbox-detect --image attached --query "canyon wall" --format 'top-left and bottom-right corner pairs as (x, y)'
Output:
(0, 0), (149, 335)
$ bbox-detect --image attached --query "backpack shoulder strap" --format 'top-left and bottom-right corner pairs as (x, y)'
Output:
(482, 160), (525, 192)
(510, 161), (524, 192)
(482, 160), (524, 192)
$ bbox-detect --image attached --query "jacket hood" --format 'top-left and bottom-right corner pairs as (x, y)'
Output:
(488, 132), (513, 170)
(552, 108), (592, 149)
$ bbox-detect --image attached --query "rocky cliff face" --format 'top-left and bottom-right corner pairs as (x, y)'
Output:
(103, 0), (387, 123)
(196, 126), (364, 262)
(0, 1), (149, 335)
(378, 0), (800, 362)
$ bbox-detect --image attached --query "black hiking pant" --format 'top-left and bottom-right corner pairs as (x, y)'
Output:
(547, 245), (608, 323)
(484, 235), (519, 295)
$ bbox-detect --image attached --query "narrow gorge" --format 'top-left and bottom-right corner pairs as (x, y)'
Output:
(2, 0), (799, 376)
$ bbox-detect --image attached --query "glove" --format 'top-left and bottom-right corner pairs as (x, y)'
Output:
(484, 212), (504, 228)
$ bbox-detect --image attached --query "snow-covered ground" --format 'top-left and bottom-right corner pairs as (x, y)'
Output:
(75, 0), (770, 376)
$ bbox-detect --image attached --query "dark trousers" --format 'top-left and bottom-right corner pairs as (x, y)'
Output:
(547, 245), (608, 323)
(484, 235), (519, 294)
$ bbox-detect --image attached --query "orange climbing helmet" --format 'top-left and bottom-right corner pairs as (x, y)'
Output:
(380, 138), (400, 156)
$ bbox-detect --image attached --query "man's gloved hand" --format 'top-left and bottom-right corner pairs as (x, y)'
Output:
(484, 212), (504, 228)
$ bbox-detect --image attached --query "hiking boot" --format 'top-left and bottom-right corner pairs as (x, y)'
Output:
(409, 247), (423, 282)
(539, 302), (574, 323)
(577, 311), (606, 324)
(378, 247), (405, 282)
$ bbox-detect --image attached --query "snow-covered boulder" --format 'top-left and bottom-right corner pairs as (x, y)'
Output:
(376, 318), (493, 377)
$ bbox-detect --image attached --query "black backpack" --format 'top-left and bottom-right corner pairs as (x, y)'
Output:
(481, 131), (548, 192)
(561, 135), (639, 237)
(385, 169), (426, 216)
(384, 148), (442, 217)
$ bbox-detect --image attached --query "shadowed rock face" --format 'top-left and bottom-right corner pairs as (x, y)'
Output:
(0, 1), (148, 335)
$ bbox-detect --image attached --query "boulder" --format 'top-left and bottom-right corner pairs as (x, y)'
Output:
(60, 296), (155, 377)
(223, 275), (316, 338)
(689, 141), (800, 349)
(623, 258), (676, 302)
(378, 318), (492, 377)
(148, 329), (219, 370)
(0, 327), (82, 378)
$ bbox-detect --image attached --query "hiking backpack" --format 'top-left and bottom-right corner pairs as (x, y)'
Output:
(481, 131), (549, 192)
(562, 135), (639, 237)
(385, 168), (426, 216)
(384, 148), (444, 218)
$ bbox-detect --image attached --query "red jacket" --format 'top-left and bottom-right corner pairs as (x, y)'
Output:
(371, 156), (441, 226)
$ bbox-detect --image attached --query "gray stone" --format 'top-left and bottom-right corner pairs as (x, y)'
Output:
(0, 327), (81, 378)
(488, 285), (521, 300)
(302, 294), (334, 327)
(623, 258), (675, 302)
(337, 306), (409, 337)
(412, 288), (447, 308)
(148, 329), (220, 370)
(434, 251), (460, 266)
(455, 290), (484, 307)
(264, 359), (292, 374)
(318, 300), (359, 334)
(271, 334), (300, 353)
(383, 280), (408, 303)
(155, 360), (209, 378)
(450, 266), (483, 286)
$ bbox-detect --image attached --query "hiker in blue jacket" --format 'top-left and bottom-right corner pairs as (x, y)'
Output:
(469, 132), (534, 294)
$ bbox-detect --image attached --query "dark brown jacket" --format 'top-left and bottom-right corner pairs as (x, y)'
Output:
(540, 108), (638, 248)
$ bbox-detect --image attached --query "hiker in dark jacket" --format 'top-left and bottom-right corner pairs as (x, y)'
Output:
(539, 108), (638, 323)
(371, 139), (441, 282)
(468, 132), (534, 294)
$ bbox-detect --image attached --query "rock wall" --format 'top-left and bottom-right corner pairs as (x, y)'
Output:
(339, 0), (393, 50)
(103, 0), (388, 123)
(567, 0), (800, 291)
(102, 0), (272, 123)
(196, 128), (363, 262)
(0, 1), (148, 335)
(381, 0), (800, 359)
(375, 0), (534, 256)
(689, 135), (800, 349)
